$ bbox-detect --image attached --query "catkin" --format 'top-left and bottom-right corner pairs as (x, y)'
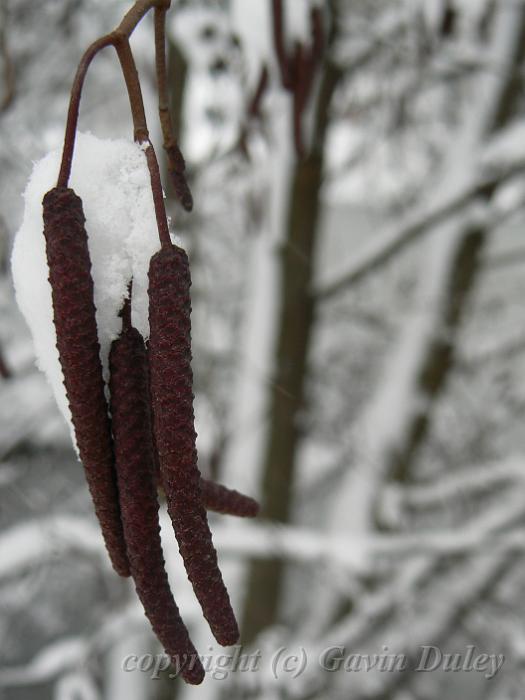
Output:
(109, 302), (204, 685)
(148, 244), (239, 647)
(42, 187), (129, 578)
(201, 479), (259, 518)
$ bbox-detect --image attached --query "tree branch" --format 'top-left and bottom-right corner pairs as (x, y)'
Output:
(57, 0), (172, 246)
(315, 163), (525, 302)
(0, 0), (15, 113)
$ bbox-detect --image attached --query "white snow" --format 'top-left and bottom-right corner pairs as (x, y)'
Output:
(0, 638), (88, 687)
(11, 132), (168, 441)
(0, 516), (108, 582)
(55, 672), (100, 700)
(230, 0), (317, 84)
(481, 119), (525, 171)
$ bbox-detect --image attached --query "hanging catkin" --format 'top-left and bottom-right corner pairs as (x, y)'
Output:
(201, 479), (259, 518)
(109, 300), (204, 684)
(148, 244), (239, 647)
(42, 187), (129, 578)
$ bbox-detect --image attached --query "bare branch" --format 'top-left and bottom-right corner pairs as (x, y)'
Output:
(0, 0), (15, 113)
(315, 163), (525, 302)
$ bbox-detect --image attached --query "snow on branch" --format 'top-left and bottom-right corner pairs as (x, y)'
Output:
(323, 206), (485, 541)
(0, 373), (58, 460)
(336, 6), (409, 71)
(317, 0), (525, 303)
(315, 160), (525, 302)
(159, 495), (525, 572)
(384, 456), (525, 513)
(0, 603), (149, 689)
(304, 534), (517, 691)
(304, 0), (525, 623)
(0, 515), (109, 581)
(461, 328), (525, 367)
(329, 552), (511, 698)
(302, 204), (494, 636)
(482, 119), (525, 172)
(263, 545), (514, 696)
(54, 672), (100, 700)
(0, 638), (88, 687)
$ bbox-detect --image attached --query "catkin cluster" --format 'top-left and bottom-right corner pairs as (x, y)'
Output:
(42, 186), (258, 685)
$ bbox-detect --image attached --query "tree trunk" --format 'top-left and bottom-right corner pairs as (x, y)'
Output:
(241, 60), (342, 643)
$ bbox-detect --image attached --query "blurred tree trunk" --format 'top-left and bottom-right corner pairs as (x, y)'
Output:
(381, 223), (485, 491)
(241, 57), (342, 642)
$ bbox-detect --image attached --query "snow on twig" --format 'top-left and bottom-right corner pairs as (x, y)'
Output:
(0, 638), (88, 687)
(0, 603), (150, 689)
(0, 516), (109, 580)
(0, 373), (58, 459)
(166, 501), (525, 571)
(305, 2), (525, 634)
(315, 160), (525, 302)
(384, 456), (525, 512)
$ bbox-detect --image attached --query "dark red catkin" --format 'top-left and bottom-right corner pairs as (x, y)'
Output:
(201, 479), (259, 518)
(148, 244), (239, 647)
(109, 299), (204, 685)
(42, 187), (129, 578)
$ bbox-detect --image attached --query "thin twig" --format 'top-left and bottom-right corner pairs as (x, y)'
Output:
(485, 245), (525, 269)
(271, 0), (292, 88)
(57, 0), (173, 247)
(154, 6), (193, 211)
(113, 37), (149, 142)
(310, 6), (324, 64)
(315, 161), (525, 301)
(0, 348), (10, 379)
(115, 37), (171, 246)
(248, 64), (269, 118)
(238, 64), (269, 156)
(269, 0), (325, 158)
(0, 0), (15, 113)
(118, 0), (170, 38)
(154, 7), (174, 150)
(58, 0), (171, 186)
(57, 34), (114, 188)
